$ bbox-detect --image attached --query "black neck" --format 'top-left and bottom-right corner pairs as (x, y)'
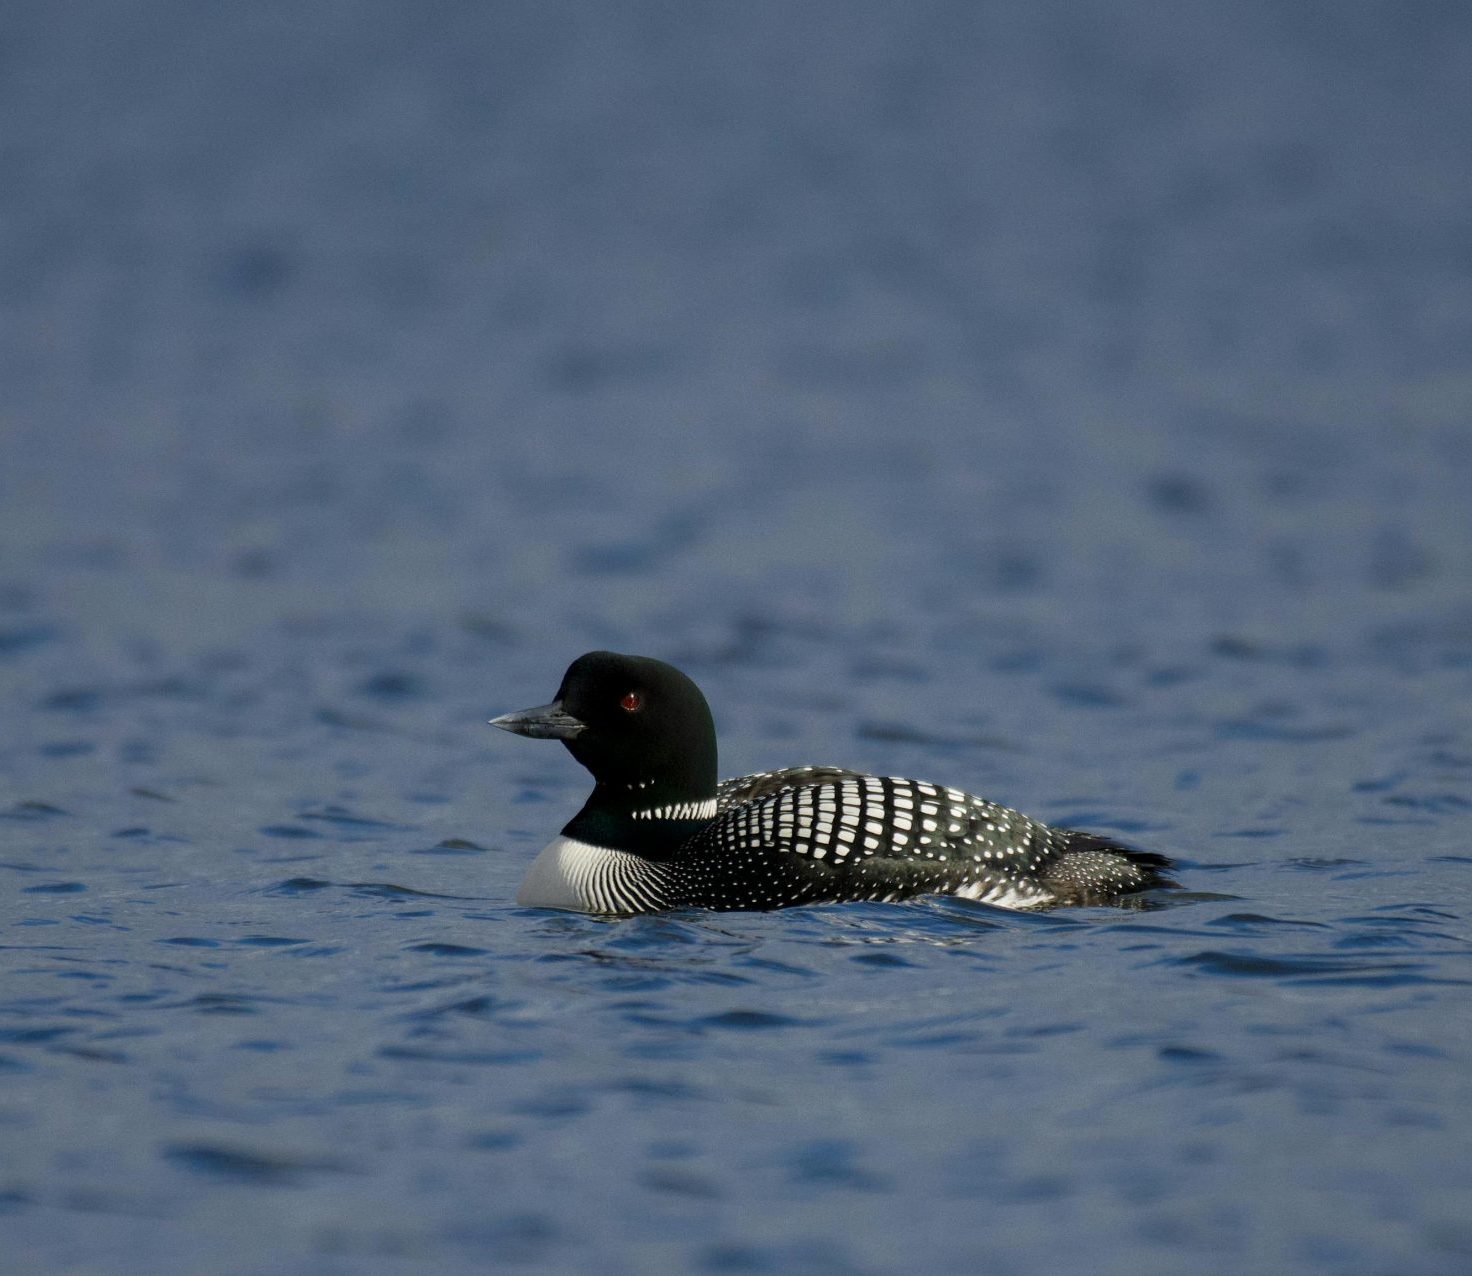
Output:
(563, 786), (713, 859)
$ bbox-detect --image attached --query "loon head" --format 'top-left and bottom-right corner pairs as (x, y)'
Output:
(490, 652), (718, 817)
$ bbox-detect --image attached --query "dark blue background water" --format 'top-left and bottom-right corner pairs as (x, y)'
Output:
(3, 3), (1471, 1272)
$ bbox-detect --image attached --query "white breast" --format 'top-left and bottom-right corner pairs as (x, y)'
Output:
(515, 836), (666, 914)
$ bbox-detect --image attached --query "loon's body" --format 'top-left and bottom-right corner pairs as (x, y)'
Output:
(493, 652), (1174, 915)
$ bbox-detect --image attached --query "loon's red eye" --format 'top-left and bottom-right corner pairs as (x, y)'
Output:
(620, 690), (642, 712)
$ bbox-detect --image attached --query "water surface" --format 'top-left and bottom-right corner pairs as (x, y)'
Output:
(3, 3), (1471, 1273)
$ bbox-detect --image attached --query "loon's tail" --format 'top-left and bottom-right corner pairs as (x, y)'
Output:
(1044, 831), (1177, 906)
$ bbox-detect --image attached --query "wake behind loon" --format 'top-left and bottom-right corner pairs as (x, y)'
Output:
(492, 651), (1176, 914)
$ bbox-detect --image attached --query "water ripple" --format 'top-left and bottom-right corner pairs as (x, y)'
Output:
(1176, 949), (1472, 986)
(164, 1142), (350, 1184)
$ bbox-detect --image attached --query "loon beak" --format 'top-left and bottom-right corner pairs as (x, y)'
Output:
(489, 700), (587, 740)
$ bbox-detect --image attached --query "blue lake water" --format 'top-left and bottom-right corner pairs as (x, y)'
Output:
(3, 3), (1471, 1272)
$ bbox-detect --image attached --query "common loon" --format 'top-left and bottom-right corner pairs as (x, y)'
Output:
(492, 651), (1175, 914)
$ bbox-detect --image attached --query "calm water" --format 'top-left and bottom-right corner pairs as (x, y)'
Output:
(3, 3), (1472, 1273)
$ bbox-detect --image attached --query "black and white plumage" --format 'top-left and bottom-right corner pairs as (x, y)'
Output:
(492, 652), (1175, 915)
